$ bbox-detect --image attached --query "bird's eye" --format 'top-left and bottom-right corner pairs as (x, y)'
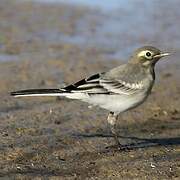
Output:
(146, 52), (151, 57)
(144, 51), (152, 59)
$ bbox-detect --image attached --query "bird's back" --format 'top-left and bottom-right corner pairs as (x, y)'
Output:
(103, 63), (155, 85)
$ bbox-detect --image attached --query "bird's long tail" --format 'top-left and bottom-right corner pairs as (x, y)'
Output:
(10, 89), (67, 97)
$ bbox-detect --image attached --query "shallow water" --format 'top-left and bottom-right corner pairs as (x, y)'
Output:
(28, 0), (137, 11)
(0, 54), (19, 62)
(19, 0), (180, 62)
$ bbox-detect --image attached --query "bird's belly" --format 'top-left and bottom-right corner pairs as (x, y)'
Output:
(86, 93), (148, 113)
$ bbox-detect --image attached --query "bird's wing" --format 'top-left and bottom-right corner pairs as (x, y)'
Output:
(63, 73), (144, 95)
(63, 73), (108, 94)
(99, 78), (144, 95)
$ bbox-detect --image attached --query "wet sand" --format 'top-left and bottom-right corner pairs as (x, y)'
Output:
(0, 1), (179, 179)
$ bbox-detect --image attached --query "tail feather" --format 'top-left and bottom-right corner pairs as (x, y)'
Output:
(10, 89), (66, 97)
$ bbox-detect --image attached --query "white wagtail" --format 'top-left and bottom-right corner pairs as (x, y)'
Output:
(11, 46), (171, 149)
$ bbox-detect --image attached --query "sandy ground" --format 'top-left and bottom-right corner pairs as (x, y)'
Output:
(0, 1), (179, 179)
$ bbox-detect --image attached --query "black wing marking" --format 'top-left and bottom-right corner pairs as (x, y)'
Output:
(63, 73), (144, 95)
(63, 73), (108, 94)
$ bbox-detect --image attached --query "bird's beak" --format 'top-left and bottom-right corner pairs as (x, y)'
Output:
(154, 52), (171, 58)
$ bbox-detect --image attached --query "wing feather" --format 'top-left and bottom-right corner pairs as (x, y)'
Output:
(62, 73), (144, 95)
(63, 73), (108, 94)
(100, 78), (144, 95)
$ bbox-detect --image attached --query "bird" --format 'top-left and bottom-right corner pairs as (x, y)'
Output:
(11, 46), (171, 150)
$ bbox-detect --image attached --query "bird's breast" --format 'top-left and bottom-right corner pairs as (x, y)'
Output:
(86, 90), (149, 114)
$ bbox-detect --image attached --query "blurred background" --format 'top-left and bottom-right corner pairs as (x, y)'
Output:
(1, 0), (180, 63)
(0, 0), (179, 179)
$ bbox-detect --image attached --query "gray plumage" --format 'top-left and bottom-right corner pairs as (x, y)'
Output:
(11, 46), (171, 150)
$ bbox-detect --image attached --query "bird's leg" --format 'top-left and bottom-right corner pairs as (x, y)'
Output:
(107, 112), (122, 147)
(107, 112), (133, 151)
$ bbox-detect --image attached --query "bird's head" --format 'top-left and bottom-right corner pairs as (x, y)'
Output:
(130, 46), (171, 67)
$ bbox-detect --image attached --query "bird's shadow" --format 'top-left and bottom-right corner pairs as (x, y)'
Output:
(71, 132), (180, 150)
